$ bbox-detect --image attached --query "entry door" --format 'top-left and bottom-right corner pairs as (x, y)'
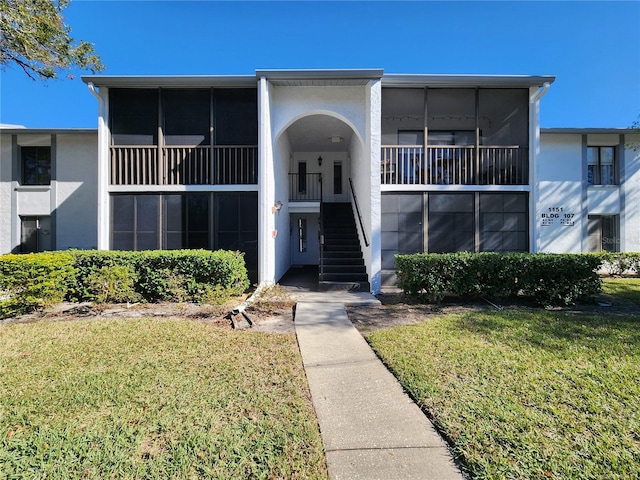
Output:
(290, 214), (320, 265)
(20, 216), (52, 252)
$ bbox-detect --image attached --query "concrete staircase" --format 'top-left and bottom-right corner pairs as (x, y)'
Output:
(320, 203), (369, 291)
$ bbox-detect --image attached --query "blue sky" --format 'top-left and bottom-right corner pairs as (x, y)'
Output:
(1, 0), (639, 129)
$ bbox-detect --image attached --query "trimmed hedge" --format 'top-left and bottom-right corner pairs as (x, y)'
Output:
(0, 252), (76, 318)
(396, 252), (603, 306)
(70, 249), (249, 302)
(597, 251), (640, 276)
(1, 249), (249, 318)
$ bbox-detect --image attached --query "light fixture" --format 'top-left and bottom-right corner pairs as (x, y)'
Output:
(330, 135), (343, 143)
(318, 156), (323, 166)
(272, 200), (283, 213)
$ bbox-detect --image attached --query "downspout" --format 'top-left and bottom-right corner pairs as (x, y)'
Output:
(87, 82), (109, 249)
(529, 82), (551, 253)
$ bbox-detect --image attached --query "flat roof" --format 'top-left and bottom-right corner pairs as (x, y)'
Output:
(382, 74), (555, 88)
(0, 128), (97, 134)
(256, 68), (384, 86)
(542, 128), (637, 134)
(83, 70), (555, 88)
(82, 75), (257, 88)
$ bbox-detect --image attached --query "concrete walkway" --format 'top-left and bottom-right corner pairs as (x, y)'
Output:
(294, 300), (464, 480)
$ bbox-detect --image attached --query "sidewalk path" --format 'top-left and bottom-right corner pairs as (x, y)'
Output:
(295, 301), (464, 480)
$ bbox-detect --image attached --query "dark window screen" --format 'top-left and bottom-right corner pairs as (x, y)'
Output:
(428, 193), (474, 253)
(479, 193), (528, 252)
(215, 89), (258, 145)
(215, 192), (258, 283)
(163, 89), (210, 146)
(110, 89), (158, 145)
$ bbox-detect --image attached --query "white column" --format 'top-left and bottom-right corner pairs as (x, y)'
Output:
(258, 77), (276, 284)
(529, 86), (540, 253)
(96, 87), (110, 250)
(368, 79), (382, 293)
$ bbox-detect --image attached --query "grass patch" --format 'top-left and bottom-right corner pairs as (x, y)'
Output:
(602, 277), (640, 305)
(0, 319), (327, 479)
(366, 310), (640, 479)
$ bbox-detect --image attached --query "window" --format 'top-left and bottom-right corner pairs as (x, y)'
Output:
(298, 162), (307, 193)
(588, 215), (619, 252)
(333, 162), (342, 195)
(587, 146), (616, 185)
(21, 146), (51, 185)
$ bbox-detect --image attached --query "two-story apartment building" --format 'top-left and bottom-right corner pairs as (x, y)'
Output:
(2, 69), (639, 292)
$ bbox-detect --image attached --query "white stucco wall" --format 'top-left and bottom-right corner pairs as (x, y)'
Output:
(537, 133), (583, 252)
(270, 86), (367, 152)
(539, 131), (639, 253)
(273, 132), (292, 281)
(622, 134), (640, 251)
(55, 133), (98, 249)
(0, 134), (14, 253)
(16, 188), (51, 215)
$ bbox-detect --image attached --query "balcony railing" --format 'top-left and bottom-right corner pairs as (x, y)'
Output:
(288, 173), (322, 201)
(381, 145), (529, 186)
(110, 145), (258, 185)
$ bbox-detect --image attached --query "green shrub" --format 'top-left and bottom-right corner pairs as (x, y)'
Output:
(68, 249), (249, 304)
(0, 249), (250, 317)
(599, 252), (640, 276)
(0, 252), (75, 318)
(85, 265), (141, 303)
(396, 252), (602, 306)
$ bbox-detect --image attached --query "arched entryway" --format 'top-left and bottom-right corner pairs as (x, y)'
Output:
(273, 113), (369, 290)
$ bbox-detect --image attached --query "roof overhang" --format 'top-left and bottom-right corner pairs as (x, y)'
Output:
(0, 128), (97, 134)
(541, 128), (636, 134)
(81, 75), (257, 88)
(381, 74), (556, 88)
(83, 71), (556, 89)
(256, 68), (384, 86)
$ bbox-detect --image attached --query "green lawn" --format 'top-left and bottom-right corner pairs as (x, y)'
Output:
(0, 318), (327, 479)
(602, 277), (640, 305)
(366, 310), (640, 479)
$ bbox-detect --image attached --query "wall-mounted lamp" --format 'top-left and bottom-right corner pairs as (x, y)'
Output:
(272, 200), (283, 214)
(329, 135), (343, 143)
(318, 156), (323, 167)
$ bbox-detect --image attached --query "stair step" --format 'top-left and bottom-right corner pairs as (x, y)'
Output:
(321, 272), (369, 282)
(323, 245), (361, 252)
(322, 257), (364, 266)
(323, 240), (359, 246)
(319, 281), (370, 292)
(322, 251), (363, 259)
(320, 203), (368, 287)
(322, 265), (367, 274)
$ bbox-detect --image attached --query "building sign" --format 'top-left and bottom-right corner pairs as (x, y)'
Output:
(541, 207), (575, 227)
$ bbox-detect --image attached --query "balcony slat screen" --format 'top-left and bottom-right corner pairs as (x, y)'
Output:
(381, 146), (528, 186)
(110, 146), (258, 185)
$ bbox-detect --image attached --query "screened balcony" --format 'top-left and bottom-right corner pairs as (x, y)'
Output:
(110, 145), (258, 185)
(109, 87), (258, 186)
(381, 145), (528, 185)
(381, 87), (530, 186)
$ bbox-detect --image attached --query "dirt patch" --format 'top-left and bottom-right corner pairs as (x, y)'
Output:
(3, 292), (639, 334)
(0, 294), (297, 333)
(348, 292), (640, 334)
